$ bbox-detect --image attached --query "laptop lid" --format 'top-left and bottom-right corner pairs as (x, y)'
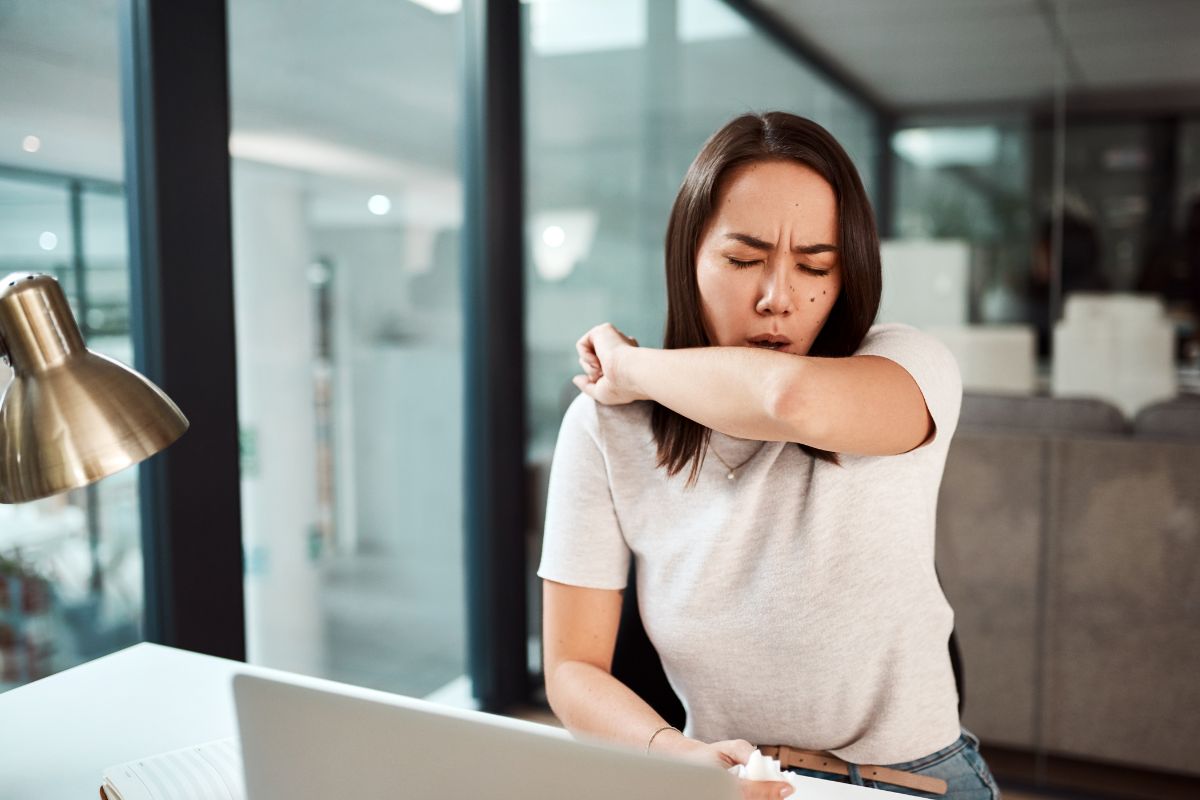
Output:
(232, 672), (739, 800)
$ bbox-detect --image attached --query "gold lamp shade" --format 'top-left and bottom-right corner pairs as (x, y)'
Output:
(0, 273), (188, 503)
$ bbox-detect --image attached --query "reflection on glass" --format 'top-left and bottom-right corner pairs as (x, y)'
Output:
(891, 112), (1200, 408)
(229, 0), (467, 698)
(0, 176), (140, 693)
(0, 0), (138, 691)
(523, 0), (881, 674)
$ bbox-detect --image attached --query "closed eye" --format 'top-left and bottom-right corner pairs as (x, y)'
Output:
(725, 257), (831, 276)
(726, 257), (762, 269)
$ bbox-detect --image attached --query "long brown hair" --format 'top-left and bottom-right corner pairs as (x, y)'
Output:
(651, 111), (881, 485)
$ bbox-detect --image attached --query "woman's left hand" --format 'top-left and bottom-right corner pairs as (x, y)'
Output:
(572, 322), (646, 405)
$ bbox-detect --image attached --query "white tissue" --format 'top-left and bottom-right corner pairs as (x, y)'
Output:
(730, 750), (807, 793)
(746, 750), (781, 781)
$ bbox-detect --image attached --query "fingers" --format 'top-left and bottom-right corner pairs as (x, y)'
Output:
(576, 329), (597, 359)
(573, 374), (610, 405)
(578, 355), (602, 380)
(716, 739), (757, 765)
(738, 779), (793, 799)
(576, 333), (603, 378)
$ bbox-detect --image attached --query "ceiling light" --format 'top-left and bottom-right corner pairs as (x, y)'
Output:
(530, 0), (646, 55)
(38, 232), (58, 251)
(22, 135), (40, 153)
(892, 127), (1000, 169)
(407, 0), (461, 13)
(531, 210), (597, 282)
(368, 195), (391, 215)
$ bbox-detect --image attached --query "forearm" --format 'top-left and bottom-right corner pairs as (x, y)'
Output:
(618, 346), (807, 442)
(547, 660), (691, 756)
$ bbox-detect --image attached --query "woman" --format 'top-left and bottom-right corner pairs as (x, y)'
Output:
(538, 112), (999, 800)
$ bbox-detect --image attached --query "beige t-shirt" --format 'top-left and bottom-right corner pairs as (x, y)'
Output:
(537, 323), (964, 765)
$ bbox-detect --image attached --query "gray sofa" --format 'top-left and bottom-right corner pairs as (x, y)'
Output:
(936, 393), (1200, 776)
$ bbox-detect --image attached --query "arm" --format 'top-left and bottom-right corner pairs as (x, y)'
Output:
(543, 580), (794, 799)
(542, 580), (677, 748)
(575, 323), (933, 456)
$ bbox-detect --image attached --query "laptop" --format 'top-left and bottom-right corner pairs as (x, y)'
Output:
(232, 672), (739, 800)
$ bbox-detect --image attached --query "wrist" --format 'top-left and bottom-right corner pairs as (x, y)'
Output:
(648, 727), (698, 757)
(613, 344), (651, 401)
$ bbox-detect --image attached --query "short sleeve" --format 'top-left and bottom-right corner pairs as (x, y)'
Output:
(536, 394), (631, 590)
(856, 323), (963, 451)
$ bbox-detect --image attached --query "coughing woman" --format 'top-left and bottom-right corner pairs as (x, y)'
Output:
(538, 112), (1000, 800)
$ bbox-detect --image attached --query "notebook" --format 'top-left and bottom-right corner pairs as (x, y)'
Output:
(100, 737), (244, 800)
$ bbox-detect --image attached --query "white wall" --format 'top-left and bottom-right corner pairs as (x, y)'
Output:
(231, 161), (322, 675)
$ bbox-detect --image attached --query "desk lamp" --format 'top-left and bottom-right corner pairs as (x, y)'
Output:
(0, 272), (188, 503)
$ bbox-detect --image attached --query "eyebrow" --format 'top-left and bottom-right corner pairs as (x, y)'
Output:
(724, 232), (838, 255)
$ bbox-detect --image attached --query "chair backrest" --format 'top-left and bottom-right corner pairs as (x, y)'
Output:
(1134, 394), (1200, 440)
(960, 392), (1129, 436)
(611, 563), (686, 731)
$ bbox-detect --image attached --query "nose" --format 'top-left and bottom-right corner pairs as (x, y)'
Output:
(755, 256), (796, 316)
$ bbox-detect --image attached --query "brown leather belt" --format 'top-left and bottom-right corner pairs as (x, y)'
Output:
(758, 745), (948, 796)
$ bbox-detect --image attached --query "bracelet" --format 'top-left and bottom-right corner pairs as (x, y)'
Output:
(646, 724), (680, 755)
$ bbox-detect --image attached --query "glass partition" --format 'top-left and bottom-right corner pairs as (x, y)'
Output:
(227, 0), (468, 698)
(523, 0), (881, 676)
(0, 0), (138, 692)
(885, 4), (1200, 782)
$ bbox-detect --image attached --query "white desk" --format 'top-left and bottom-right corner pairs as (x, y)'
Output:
(0, 643), (359, 799)
(2, 644), (895, 800)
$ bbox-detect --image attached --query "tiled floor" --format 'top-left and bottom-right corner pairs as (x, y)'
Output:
(318, 551), (465, 697)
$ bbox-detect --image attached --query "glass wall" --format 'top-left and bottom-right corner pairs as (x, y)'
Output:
(227, 0), (467, 698)
(884, 17), (1200, 780)
(0, 2), (139, 691)
(890, 112), (1200, 404)
(891, 119), (1033, 326)
(522, 0), (881, 673)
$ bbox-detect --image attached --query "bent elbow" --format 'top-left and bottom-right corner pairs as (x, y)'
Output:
(543, 656), (565, 716)
(765, 361), (824, 444)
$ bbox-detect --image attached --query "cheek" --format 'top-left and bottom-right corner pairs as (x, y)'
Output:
(802, 278), (840, 310)
(696, 260), (739, 307)
(695, 261), (725, 335)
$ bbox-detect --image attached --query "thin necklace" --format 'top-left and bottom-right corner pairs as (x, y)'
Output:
(709, 440), (765, 481)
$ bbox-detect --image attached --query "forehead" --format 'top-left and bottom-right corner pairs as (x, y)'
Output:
(709, 160), (837, 238)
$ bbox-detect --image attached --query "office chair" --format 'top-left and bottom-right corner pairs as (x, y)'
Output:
(610, 562), (966, 734)
(611, 563), (686, 730)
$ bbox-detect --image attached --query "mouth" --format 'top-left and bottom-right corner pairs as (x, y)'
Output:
(747, 335), (792, 351)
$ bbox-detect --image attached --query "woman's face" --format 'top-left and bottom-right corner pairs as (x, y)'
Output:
(695, 159), (841, 357)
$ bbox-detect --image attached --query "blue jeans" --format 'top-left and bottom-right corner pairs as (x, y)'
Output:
(785, 729), (1001, 799)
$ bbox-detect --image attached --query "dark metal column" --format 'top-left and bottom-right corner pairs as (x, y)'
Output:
(118, 0), (245, 660)
(875, 114), (897, 239)
(67, 180), (105, 595)
(461, 0), (528, 711)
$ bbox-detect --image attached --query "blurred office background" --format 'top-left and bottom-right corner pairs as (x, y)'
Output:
(1, 1), (1197, 797)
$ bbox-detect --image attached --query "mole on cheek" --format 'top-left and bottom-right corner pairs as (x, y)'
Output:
(810, 297), (815, 302)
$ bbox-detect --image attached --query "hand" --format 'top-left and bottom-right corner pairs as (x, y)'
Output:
(656, 735), (794, 800)
(572, 322), (645, 405)
(736, 775), (795, 800)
